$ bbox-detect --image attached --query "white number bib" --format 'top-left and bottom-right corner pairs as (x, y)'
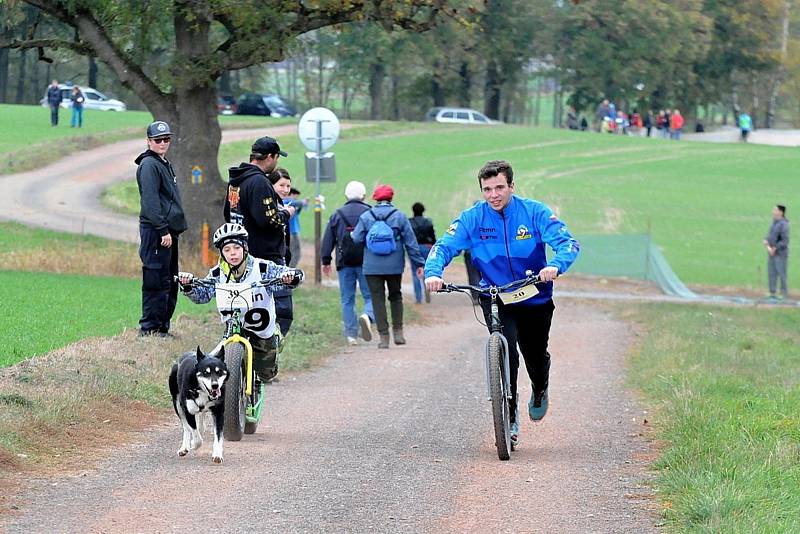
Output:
(498, 282), (539, 305)
(215, 281), (277, 339)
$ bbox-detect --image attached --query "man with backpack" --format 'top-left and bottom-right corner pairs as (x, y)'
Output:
(351, 184), (426, 349)
(321, 181), (375, 346)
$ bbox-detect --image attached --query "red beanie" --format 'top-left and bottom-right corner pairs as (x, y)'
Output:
(373, 184), (394, 201)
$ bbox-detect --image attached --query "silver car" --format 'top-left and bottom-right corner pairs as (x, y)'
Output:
(41, 84), (127, 111)
(425, 107), (498, 125)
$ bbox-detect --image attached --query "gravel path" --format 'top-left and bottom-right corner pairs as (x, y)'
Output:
(0, 125), (299, 243)
(4, 297), (658, 533)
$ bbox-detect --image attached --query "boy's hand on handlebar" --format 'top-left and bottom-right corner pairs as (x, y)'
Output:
(177, 272), (195, 286)
(538, 266), (559, 282)
(281, 272), (296, 284)
(425, 276), (444, 292)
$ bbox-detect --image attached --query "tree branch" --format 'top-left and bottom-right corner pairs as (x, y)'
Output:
(0, 37), (93, 55)
(20, 0), (175, 117)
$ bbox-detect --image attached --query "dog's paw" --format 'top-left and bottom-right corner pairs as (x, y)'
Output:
(177, 448), (189, 457)
(211, 455), (223, 464)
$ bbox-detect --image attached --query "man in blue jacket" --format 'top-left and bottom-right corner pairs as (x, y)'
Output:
(352, 184), (425, 349)
(425, 160), (580, 446)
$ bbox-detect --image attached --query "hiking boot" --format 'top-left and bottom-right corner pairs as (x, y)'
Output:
(358, 314), (373, 342)
(346, 336), (359, 346)
(378, 334), (390, 349)
(392, 328), (406, 345)
(528, 388), (549, 421)
(510, 421), (520, 447)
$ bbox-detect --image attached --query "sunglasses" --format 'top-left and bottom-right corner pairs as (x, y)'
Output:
(151, 137), (172, 144)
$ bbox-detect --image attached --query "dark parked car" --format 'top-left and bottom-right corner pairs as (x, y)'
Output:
(217, 95), (238, 115)
(236, 93), (297, 117)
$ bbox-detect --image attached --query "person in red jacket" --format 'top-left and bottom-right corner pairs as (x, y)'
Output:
(670, 109), (684, 140)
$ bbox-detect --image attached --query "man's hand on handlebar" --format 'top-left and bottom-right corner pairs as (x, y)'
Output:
(538, 266), (559, 283)
(425, 276), (444, 293)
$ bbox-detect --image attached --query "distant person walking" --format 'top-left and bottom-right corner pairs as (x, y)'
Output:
(46, 80), (61, 126)
(738, 112), (753, 142)
(670, 109), (684, 140)
(408, 202), (436, 304)
(351, 185), (425, 349)
(644, 110), (654, 137)
(566, 106), (579, 130)
(70, 86), (85, 128)
(321, 181), (375, 345)
(763, 204), (790, 301)
(135, 121), (187, 337)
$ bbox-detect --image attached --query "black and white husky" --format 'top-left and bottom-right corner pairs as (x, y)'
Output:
(168, 346), (228, 463)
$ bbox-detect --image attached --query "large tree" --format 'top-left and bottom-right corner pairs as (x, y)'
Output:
(2, 0), (447, 253)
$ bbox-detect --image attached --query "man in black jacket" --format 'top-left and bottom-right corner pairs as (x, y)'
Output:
(46, 80), (61, 126)
(224, 136), (296, 335)
(135, 120), (187, 337)
(321, 180), (374, 345)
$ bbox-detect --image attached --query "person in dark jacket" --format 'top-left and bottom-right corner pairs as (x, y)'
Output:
(763, 204), (790, 300)
(46, 80), (61, 126)
(223, 136), (296, 336)
(351, 184), (425, 349)
(70, 86), (85, 128)
(135, 120), (187, 337)
(321, 180), (374, 345)
(408, 202), (436, 304)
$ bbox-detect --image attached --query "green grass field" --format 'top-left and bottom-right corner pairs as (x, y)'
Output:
(626, 303), (800, 531)
(0, 270), (212, 366)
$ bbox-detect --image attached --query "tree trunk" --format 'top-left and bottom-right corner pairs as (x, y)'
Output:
(368, 61), (385, 120)
(390, 73), (400, 120)
(30, 50), (40, 104)
(171, 1), (224, 258)
(0, 20), (9, 103)
(766, 0), (790, 129)
(431, 66), (446, 107)
(484, 59), (501, 120)
(457, 61), (471, 107)
(15, 49), (26, 104)
(533, 76), (541, 126)
(88, 56), (98, 88)
(218, 69), (232, 95)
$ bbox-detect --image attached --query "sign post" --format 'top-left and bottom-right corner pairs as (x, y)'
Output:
(298, 107), (340, 284)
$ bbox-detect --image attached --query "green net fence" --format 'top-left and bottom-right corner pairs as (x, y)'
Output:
(570, 234), (698, 299)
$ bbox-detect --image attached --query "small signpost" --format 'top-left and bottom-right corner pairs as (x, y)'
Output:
(298, 107), (340, 284)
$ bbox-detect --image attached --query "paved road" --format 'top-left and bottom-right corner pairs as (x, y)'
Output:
(4, 297), (657, 533)
(0, 126), (298, 243)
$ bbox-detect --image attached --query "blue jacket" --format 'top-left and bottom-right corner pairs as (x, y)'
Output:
(424, 196), (580, 306)
(351, 201), (425, 275)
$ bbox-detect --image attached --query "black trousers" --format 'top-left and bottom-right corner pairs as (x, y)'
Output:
(50, 105), (59, 126)
(481, 297), (555, 423)
(139, 226), (179, 333)
(366, 274), (403, 335)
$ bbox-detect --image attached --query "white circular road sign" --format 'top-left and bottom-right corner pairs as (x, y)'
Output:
(298, 107), (340, 152)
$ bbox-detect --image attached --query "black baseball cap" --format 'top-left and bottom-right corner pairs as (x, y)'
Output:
(252, 136), (287, 157)
(147, 121), (172, 138)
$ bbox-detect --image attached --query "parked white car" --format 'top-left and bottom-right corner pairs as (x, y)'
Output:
(40, 84), (127, 111)
(425, 107), (498, 125)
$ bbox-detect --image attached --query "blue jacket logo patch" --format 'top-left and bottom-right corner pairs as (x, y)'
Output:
(516, 225), (532, 240)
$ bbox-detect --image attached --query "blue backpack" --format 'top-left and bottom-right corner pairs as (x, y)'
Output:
(366, 208), (398, 255)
